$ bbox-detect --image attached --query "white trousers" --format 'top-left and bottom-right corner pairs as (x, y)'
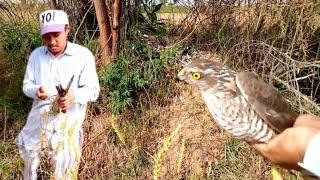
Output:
(19, 128), (83, 180)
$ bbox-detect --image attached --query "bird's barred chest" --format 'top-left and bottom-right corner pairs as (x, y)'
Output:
(202, 92), (276, 142)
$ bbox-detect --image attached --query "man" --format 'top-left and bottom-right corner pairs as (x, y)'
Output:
(18, 10), (100, 179)
(250, 114), (320, 177)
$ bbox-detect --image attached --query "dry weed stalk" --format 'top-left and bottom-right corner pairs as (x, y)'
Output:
(0, 0), (46, 23)
(176, 138), (186, 178)
(111, 114), (126, 144)
(153, 124), (182, 180)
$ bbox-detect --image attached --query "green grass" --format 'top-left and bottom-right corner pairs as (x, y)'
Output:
(159, 5), (188, 13)
(1, 1), (320, 179)
(209, 137), (303, 180)
(209, 137), (270, 179)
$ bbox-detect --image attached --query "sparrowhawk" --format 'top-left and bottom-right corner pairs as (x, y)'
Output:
(177, 58), (297, 142)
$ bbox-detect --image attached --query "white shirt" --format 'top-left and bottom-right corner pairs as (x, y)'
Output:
(18, 42), (100, 151)
(298, 133), (320, 177)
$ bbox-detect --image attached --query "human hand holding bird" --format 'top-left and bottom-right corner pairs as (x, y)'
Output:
(176, 57), (320, 173)
(250, 114), (320, 170)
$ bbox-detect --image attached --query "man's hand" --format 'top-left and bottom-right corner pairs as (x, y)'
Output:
(249, 115), (320, 170)
(36, 86), (49, 100)
(57, 89), (75, 111)
(250, 127), (320, 170)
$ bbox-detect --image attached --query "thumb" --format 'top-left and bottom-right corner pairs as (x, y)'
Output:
(248, 142), (269, 157)
(39, 86), (45, 93)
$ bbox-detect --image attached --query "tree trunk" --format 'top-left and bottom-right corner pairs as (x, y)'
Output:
(49, 0), (58, 8)
(93, 0), (112, 65)
(111, 0), (122, 59)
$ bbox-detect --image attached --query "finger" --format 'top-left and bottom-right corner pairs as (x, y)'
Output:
(40, 95), (48, 100)
(57, 100), (67, 109)
(60, 101), (68, 108)
(61, 106), (68, 111)
(59, 96), (70, 101)
(294, 114), (320, 129)
(66, 90), (75, 101)
(60, 100), (72, 109)
(250, 142), (268, 153)
(60, 96), (74, 105)
(38, 93), (48, 100)
(64, 101), (72, 109)
(59, 96), (72, 103)
(58, 97), (66, 102)
(247, 141), (273, 161)
(61, 103), (71, 111)
(61, 106), (67, 111)
(37, 90), (42, 98)
(39, 86), (44, 93)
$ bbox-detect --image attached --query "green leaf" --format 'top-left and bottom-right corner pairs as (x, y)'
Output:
(152, 3), (162, 13)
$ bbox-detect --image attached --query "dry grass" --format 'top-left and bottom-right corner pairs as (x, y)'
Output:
(0, 1), (46, 23)
(78, 83), (292, 179)
(157, 13), (188, 25)
(225, 41), (320, 115)
(1, 1), (320, 179)
(167, 0), (320, 115)
(152, 84), (227, 179)
(0, 114), (24, 179)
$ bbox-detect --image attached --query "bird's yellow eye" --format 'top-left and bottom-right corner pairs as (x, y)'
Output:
(192, 72), (201, 80)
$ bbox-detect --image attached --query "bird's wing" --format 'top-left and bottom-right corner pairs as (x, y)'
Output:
(235, 72), (297, 133)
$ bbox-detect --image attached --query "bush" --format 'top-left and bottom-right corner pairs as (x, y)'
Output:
(100, 40), (179, 114)
(0, 20), (42, 123)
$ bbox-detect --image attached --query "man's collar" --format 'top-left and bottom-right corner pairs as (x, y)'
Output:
(64, 41), (75, 56)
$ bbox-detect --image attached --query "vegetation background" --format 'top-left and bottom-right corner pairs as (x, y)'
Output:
(1, 0), (320, 179)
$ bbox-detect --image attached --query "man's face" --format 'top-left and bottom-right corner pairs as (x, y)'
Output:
(42, 26), (70, 57)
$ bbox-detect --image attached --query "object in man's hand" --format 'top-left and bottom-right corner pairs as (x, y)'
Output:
(56, 75), (74, 113)
(56, 75), (74, 97)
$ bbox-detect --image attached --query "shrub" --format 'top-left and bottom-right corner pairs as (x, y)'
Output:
(0, 20), (42, 123)
(100, 40), (179, 114)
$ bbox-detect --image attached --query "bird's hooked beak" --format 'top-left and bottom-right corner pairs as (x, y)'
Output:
(176, 69), (186, 81)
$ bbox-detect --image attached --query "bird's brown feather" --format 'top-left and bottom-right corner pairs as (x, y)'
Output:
(235, 72), (297, 133)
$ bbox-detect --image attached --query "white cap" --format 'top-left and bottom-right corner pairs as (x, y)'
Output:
(39, 10), (69, 36)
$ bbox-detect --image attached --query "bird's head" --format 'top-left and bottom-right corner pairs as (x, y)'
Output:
(177, 58), (235, 92)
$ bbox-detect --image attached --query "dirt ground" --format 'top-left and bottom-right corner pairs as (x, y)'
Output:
(79, 83), (227, 179)
(78, 82), (281, 179)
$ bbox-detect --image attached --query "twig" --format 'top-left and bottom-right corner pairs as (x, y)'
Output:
(288, 72), (317, 82)
(4, 106), (7, 141)
(143, 86), (152, 109)
(271, 75), (320, 112)
(168, 6), (211, 48)
(82, 119), (111, 150)
(73, 1), (94, 42)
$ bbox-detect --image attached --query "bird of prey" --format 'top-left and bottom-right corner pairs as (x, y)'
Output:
(177, 58), (297, 143)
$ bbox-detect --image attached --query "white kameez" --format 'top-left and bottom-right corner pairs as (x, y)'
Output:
(18, 42), (100, 180)
(298, 133), (320, 178)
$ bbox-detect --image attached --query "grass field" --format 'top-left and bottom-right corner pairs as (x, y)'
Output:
(159, 5), (188, 14)
(1, 1), (318, 179)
